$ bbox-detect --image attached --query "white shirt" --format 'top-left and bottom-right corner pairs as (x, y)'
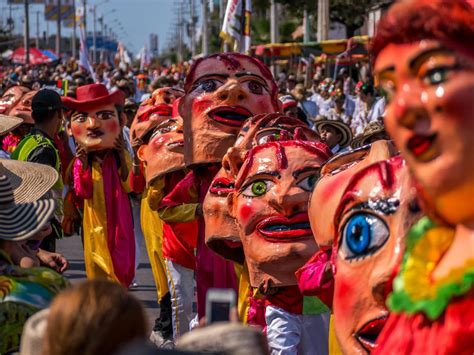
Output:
(352, 97), (385, 135)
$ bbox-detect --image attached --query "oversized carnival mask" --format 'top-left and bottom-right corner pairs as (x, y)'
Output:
(228, 140), (331, 292)
(64, 84), (125, 152)
(374, 39), (474, 225)
(332, 156), (419, 353)
(0, 86), (30, 114)
(132, 95), (184, 184)
(137, 116), (185, 185)
(309, 140), (398, 249)
(130, 87), (182, 142)
(179, 53), (280, 167)
(204, 113), (319, 263)
(8, 90), (37, 124)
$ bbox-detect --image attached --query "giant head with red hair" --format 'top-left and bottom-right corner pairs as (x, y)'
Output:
(372, 1), (474, 354)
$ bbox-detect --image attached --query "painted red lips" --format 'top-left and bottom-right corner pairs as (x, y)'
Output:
(256, 213), (312, 242)
(355, 316), (388, 352)
(208, 106), (252, 127)
(406, 133), (438, 161)
(209, 177), (235, 195)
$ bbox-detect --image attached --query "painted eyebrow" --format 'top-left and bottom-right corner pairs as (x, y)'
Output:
(192, 74), (229, 83)
(234, 72), (267, 82)
(72, 111), (88, 116)
(409, 47), (453, 72)
(376, 65), (395, 77)
(95, 110), (116, 115)
(345, 198), (400, 216)
(292, 166), (320, 179)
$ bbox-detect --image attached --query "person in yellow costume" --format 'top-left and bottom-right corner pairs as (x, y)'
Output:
(64, 84), (135, 288)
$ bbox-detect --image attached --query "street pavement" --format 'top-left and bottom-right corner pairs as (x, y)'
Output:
(57, 233), (159, 329)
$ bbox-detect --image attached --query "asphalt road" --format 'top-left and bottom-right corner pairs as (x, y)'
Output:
(56, 232), (159, 330)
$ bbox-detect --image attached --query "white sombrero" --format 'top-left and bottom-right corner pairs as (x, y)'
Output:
(315, 118), (353, 148)
(0, 114), (23, 135)
(0, 161), (56, 241)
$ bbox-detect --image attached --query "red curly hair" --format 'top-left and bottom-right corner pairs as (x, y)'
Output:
(372, 0), (474, 63)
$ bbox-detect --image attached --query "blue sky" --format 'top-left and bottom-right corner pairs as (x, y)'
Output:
(1, 0), (176, 54)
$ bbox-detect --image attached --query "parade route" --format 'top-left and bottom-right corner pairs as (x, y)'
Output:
(57, 233), (159, 329)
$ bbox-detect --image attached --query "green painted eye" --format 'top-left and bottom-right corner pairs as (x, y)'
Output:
(242, 179), (274, 197)
(251, 181), (267, 196)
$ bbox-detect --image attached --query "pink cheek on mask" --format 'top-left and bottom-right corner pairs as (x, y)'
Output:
(238, 201), (256, 226)
(103, 119), (120, 133)
(71, 125), (83, 138)
(252, 96), (275, 114)
(191, 96), (214, 116)
(334, 272), (354, 316)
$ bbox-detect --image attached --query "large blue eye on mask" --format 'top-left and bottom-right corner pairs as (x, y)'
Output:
(340, 213), (389, 260)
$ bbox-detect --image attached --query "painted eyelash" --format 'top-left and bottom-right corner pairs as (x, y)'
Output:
(344, 246), (380, 263)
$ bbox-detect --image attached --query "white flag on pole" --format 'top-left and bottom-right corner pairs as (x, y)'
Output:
(79, 27), (97, 82)
(220, 0), (244, 51)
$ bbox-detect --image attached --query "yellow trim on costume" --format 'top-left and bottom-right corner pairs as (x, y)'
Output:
(328, 315), (343, 355)
(237, 263), (251, 324)
(83, 160), (118, 282)
(141, 186), (169, 302)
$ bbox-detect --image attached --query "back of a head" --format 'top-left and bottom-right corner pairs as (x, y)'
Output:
(31, 89), (63, 125)
(176, 323), (269, 355)
(43, 280), (147, 355)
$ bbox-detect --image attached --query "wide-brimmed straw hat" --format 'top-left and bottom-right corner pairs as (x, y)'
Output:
(62, 83), (125, 111)
(0, 159), (58, 204)
(351, 121), (389, 148)
(0, 161), (56, 241)
(0, 114), (23, 135)
(315, 118), (353, 148)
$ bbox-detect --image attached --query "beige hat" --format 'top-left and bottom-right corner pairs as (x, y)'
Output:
(351, 121), (389, 148)
(177, 323), (268, 355)
(20, 308), (50, 355)
(315, 118), (353, 149)
(0, 114), (23, 135)
(0, 161), (56, 241)
(0, 159), (58, 204)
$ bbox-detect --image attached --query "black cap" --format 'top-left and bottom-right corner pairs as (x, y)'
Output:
(31, 89), (63, 113)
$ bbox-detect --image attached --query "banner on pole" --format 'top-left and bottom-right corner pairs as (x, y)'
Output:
(44, 0), (74, 22)
(220, 0), (251, 53)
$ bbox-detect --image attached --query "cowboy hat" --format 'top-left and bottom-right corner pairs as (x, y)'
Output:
(0, 114), (23, 135)
(351, 121), (389, 148)
(315, 118), (353, 148)
(0, 161), (56, 241)
(0, 158), (58, 204)
(62, 84), (125, 111)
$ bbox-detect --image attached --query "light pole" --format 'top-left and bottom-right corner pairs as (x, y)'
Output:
(201, 0), (208, 55)
(56, 0), (62, 55)
(35, 10), (40, 48)
(24, 0), (30, 64)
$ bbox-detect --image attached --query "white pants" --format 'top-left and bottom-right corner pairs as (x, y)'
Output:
(265, 305), (330, 355)
(164, 259), (196, 340)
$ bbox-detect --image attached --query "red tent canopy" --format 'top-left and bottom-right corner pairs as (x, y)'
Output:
(12, 47), (53, 65)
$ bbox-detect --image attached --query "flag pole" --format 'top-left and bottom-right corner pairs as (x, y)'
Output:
(24, 0), (30, 64)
